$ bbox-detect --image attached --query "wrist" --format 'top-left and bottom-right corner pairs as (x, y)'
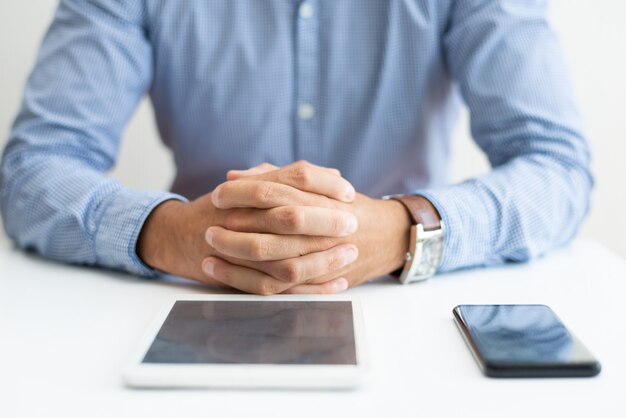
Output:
(380, 199), (413, 273)
(137, 199), (189, 272)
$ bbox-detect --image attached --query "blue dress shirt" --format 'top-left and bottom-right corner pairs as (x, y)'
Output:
(0, 0), (592, 277)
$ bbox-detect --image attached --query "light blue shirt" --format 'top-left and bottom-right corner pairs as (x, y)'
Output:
(0, 0), (592, 277)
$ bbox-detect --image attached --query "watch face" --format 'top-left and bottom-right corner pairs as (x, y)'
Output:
(400, 222), (445, 284)
(414, 232), (444, 278)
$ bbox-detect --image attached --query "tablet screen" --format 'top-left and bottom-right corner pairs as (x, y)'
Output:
(142, 301), (357, 365)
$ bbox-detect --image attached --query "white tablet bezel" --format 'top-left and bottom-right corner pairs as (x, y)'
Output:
(123, 294), (369, 389)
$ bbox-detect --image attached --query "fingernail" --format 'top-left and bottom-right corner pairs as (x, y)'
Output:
(341, 247), (358, 267)
(342, 215), (358, 235)
(202, 259), (215, 276)
(344, 184), (356, 201)
(210, 189), (221, 207)
(334, 278), (349, 292)
(205, 228), (214, 246)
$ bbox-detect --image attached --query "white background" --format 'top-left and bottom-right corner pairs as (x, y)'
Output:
(1, 1), (625, 258)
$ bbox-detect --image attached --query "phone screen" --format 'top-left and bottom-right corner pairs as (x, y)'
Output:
(453, 304), (601, 377)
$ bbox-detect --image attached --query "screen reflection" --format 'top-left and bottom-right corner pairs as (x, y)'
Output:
(143, 301), (357, 365)
(459, 305), (574, 363)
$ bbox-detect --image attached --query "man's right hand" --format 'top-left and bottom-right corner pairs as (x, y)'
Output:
(137, 161), (359, 294)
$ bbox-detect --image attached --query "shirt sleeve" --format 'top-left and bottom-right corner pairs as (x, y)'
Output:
(0, 0), (186, 277)
(416, 0), (593, 271)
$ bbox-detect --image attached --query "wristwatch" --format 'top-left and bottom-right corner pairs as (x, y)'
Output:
(383, 195), (445, 284)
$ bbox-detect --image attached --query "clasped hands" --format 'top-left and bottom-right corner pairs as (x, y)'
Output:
(138, 161), (411, 295)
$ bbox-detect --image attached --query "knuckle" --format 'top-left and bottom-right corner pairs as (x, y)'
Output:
(223, 213), (240, 230)
(280, 207), (305, 231)
(254, 183), (274, 204)
(249, 239), (270, 260)
(290, 166), (313, 188)
(280, 260), (303, 283)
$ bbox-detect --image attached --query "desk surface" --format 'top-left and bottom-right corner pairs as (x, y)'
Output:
(1, 235), (624, 418)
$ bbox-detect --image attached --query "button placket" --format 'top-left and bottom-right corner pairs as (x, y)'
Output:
(294, 0), (321, 162)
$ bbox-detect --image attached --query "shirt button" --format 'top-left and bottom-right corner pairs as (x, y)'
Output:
(299, 2), (314, 19)
(298, 103), (315, 120)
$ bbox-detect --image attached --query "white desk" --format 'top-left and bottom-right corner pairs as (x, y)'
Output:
(1, 235), (624, 418)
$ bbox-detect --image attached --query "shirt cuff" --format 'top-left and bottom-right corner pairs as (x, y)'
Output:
(93, 189), (188, 277)
(414, 185), (499, 273)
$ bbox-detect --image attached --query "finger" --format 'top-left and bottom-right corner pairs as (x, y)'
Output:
(227, 163), (279, 180)
(283, 278), (349, 294)
(229, 161), (352, 201)
(293, 160), (342, 176)
(322, 167), (342, 177)
(289, 161), (341, 177)
(212, 180), (339, 210)
(255, 161), (353, 201)
(251, 244), (358, 284)
(228, 161), (341, 181)
(201, 256), (292, 295)
(223, 206), (358, 237)
(206, 226), (335, 261)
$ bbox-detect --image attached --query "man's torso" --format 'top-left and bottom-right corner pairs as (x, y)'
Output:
(143, 0), (460, 198)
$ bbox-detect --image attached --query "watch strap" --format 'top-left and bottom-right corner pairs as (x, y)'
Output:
(390, 195), (441, 231)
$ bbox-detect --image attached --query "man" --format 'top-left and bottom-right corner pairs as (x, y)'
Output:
(0, 1), (592, 295)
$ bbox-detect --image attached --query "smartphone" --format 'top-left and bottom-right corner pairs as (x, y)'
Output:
(453, 304), (601, 378)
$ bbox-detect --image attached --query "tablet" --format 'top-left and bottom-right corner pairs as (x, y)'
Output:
(123, 294), (368, 389)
